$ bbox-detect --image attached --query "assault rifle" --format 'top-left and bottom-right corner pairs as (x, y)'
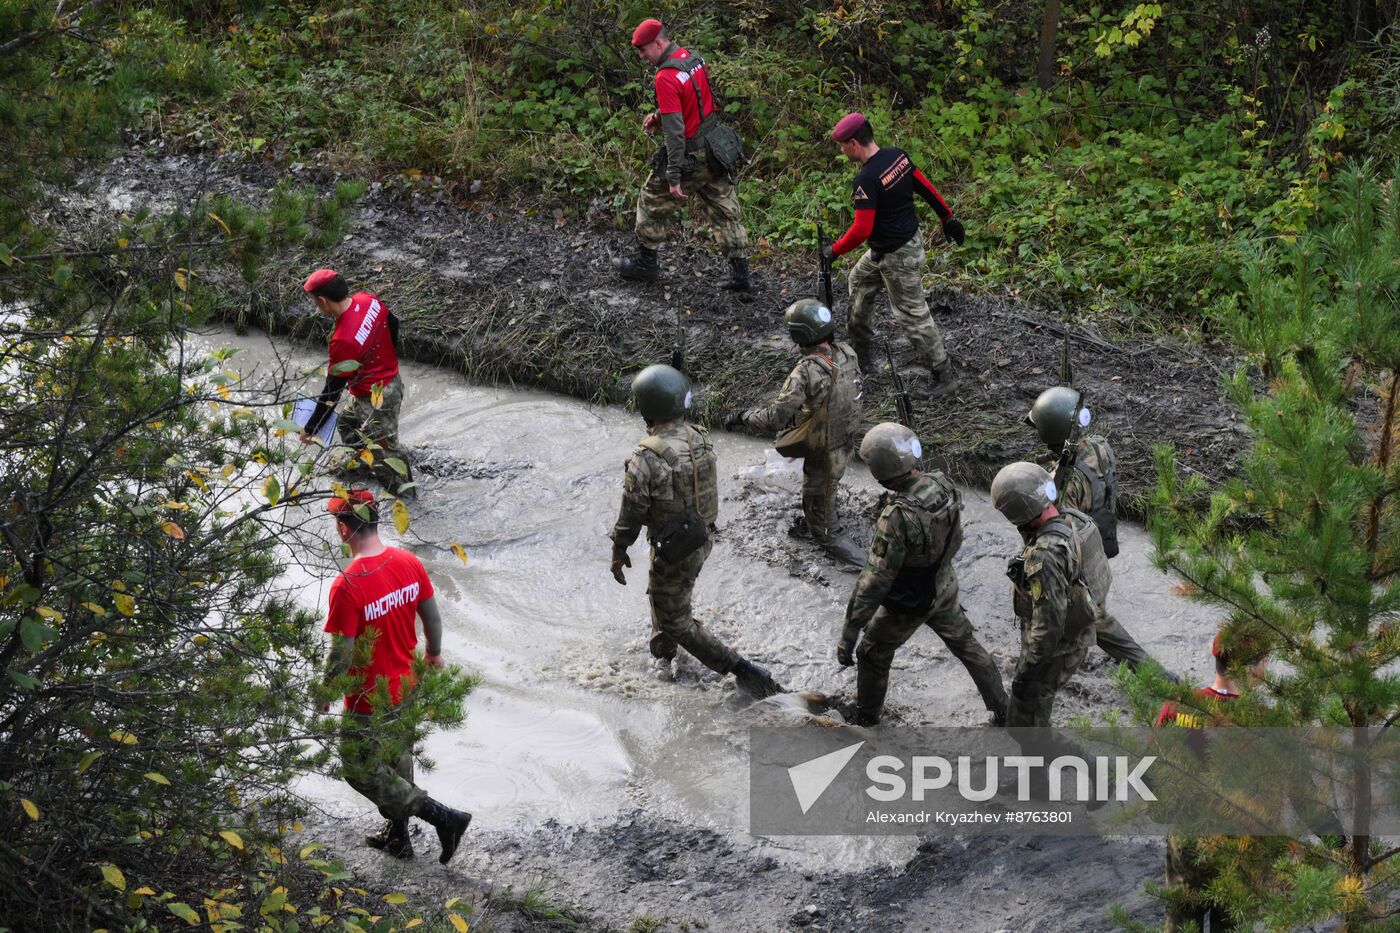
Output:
(670, 306), (687, 375)
(884, 338), (925, 471)
(1052, 332), (1085, 501)
(817, 220), (835, 311)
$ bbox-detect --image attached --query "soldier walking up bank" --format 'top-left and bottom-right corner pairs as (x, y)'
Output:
(990, 462), (1106, 726)
(610, 364), (781, 697)
(724, 299), (866, 567)
(321, 490), (471, 863)
(614, 18), (752, 291)
(834, 424), (1008, 726)
(822, 113), (966, 395)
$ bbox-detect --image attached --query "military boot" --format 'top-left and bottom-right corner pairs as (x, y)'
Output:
(719, 257), (754, 292)
(911, 358), (958, 399)
(615, 244), (660, 283)
(365, 818), (413, 859)
(415, 797), (472, 865)
(851, 339), (877, 376)
(816, 532), (867, 570)
(732, 658), (783, 699)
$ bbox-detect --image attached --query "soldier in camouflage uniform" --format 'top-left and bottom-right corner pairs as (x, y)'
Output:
(610, 364), (781, 697)
(724, 299), (866, 567)
(615, 19), (752, 291)
(1025, 386), (1172, 677)
(834, 424), (1007, 726)
(990, 461), (1108, 726)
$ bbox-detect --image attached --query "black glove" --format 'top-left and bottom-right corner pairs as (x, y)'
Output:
(669, 348), (684, 371)
(941, 217), (966, 246)
(836, 637), (856, 667)
(820, 244), (835, 263)
(723, 410), (746, 431)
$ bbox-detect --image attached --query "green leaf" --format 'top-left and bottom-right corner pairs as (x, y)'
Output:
(383, 893), (407, 905)
(7, 670), (39, 689)
(143, 771), (170, 785)
(100, 863), (126, 891)
(219, 829), (244, 849)
(19, 618), (54, 652)
(262, 476), (280, 507)
(384, 457), (408, 477)
(272, 418), (302, 433)
(329, 359), (362, 376)
(0, 242), (12, 266)
(167, 902), (201, 925)
(77, 750), (103, 774)
(52, 264), (72, 287)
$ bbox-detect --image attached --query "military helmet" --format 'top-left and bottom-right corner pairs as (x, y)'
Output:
(632, 364), (692, 422)
(859, 422), (922, 482)
(1025, 386), (1086, 449)
(991, 462), (1057, 526)
(783, 298), (836, 346)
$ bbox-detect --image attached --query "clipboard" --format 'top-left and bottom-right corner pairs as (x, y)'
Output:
(293, 398), (339, 447)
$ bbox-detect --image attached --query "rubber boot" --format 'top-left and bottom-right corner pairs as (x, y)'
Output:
(616, 244), (660, 283)
(719, 256), (754, 292)
(816, 532), (867, 570)
(852, 658), (888, 726)
(732, 658), (783, 699)
(365, 818), (413, 859)
(851, 339), (877, 377)
(415, 797), (472, 865)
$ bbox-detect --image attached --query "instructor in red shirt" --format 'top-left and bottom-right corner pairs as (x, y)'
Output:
(300, 269), (414, 497)
(824, 113), (966, 396)
(322, 489), (471, 862)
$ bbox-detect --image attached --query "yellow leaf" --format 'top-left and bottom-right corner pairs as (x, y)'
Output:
(186, 470), (209, 491)
(448, 912), (469, 932)
(144, 771), (170, 785)
(100, 863), (126, 891)
(114, 593), (135, 617)
(21, 799), (38, 821)
(298, 843), (323, 859)
(168, 902), (200, 925)
(262, 476), (280, 506)
(405, 920), (424, 929)
(450, 542), (469, 566)
(219, 830), (244, 849)
(110, 730), (138, 745)
(331, 482), (349, 501)
(358, 449), (374, 467)
(220, 463), (236, 478)
(174, 269), (189, 292)
(162, 521), (185, 540)
(207, 211), (233, 236)
(393, 499), (409, 535)
(133, 887), (155, 896)
(82, 602), (107, 617)
(116, 237), (129, 248)
(370, 383), (384, 410)
(383, 893), (407, 905)
(444, 897), (463, 909)
(35, 606), (63, 622)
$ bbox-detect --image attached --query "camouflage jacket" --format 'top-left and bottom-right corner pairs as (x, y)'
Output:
(742, 341), (860, 447)
(610, 421), (718, 553)
(1010, 509), (1105, 671)
(843, 472), (961, 638)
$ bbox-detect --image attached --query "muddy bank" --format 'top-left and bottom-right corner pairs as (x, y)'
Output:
(69, 146), (1245, 513)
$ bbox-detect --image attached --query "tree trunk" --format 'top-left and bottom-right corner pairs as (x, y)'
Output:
(1036, 0), (1061, 91)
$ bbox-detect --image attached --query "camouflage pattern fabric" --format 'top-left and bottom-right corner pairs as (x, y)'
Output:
(339, 712), (426, 821)
(611, 422), (740, 675)
(1006, 517), (1102, 727)
(635, 161), (748, 258)
(338, 373), (414, 493)
(843, 473), (1006, 721)
(801, 445), (854, 538)
(846, 237), (948, 368)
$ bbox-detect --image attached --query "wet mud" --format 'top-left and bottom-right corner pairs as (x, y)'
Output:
(59, 148), (1239, 931)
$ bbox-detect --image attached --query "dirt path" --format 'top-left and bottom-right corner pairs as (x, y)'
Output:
(74, 145), (1245, 513)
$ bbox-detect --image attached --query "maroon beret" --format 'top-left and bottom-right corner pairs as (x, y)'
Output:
(303, 268), (339, 294)
(631, 18), (663, 47)
(831, 111), (870, 142)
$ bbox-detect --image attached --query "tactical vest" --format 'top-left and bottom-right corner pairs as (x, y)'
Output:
(880, 472), (964, 615)
(658, 52), (718, 148)
(1056, 435), (1120, 559)
(809, 342), (862, 451)
(1012, 507), (1111, 626)
(638, 425), (720, 531)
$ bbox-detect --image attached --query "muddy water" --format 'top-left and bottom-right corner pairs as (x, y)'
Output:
(214, 326), (1222, 874)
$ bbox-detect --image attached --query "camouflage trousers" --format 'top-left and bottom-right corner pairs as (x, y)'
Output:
(340, 712), (426, 821)
(635, 162), (748, 258)
(802, 445), (854, 539)
(855, 563), (1007, 721)
(847, 237), (948, 368)
(338, 374), (414, 493)
(1096, 609), (1152, 670)
(1165, 836), (1235, 932)
(647, 538), (740, 674)
(1007, 611), (1096, 727)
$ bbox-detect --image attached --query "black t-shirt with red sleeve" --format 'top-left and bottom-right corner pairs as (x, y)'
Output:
(832, 147), (955, 256)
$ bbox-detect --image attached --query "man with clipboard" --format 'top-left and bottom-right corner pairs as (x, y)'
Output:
(299, 269), (414, 497)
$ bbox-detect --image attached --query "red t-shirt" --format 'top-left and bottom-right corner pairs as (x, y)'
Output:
(654, 47), (714, 139)
(329, 292), (399, 398)
(1155, 686), (1239, 728)
(324, 547), (434, 714)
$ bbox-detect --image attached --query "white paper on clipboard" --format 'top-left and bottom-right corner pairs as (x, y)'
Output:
(293, 398), (338, 447)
